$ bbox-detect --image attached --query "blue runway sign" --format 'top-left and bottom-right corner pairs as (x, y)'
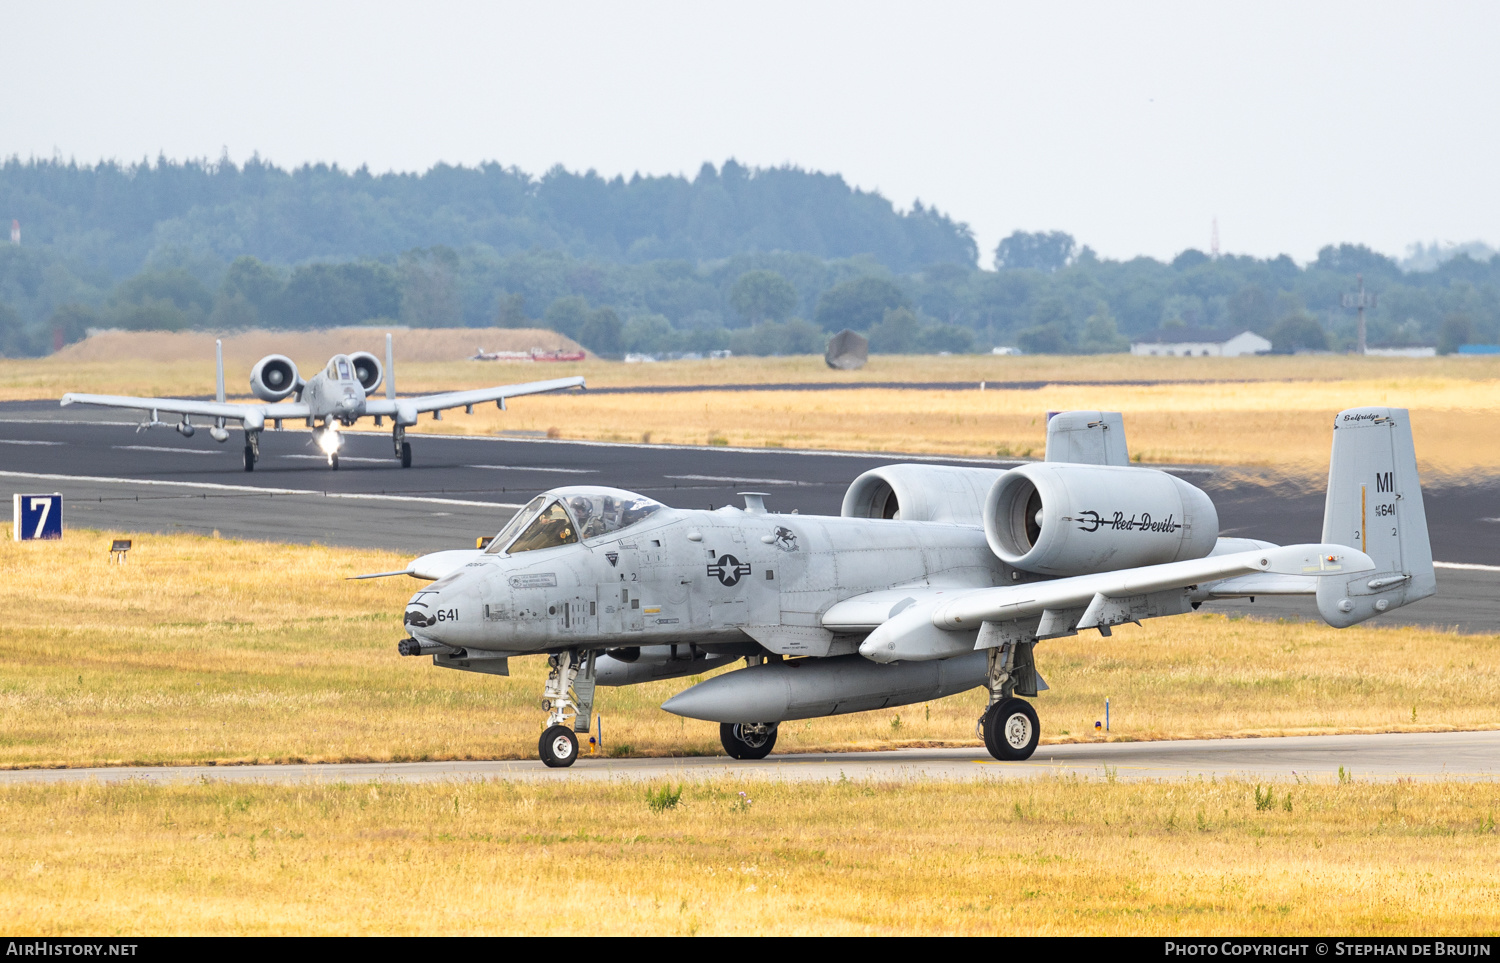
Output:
(12, 493), (63, 540)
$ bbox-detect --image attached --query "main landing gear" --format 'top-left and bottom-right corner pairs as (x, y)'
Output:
(982, 698), (1040, 761)
(537, 650), (598, 768)
(720, 722), (778, 760)
(242, 430), (260, 472)
(393, 424), (412, 468)
(978, 637), (1042, 761)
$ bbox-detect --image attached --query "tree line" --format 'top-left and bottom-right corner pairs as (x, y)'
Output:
(0, 156), (1497, 358)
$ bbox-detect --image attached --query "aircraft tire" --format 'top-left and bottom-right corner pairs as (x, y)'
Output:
(400, 442), (412, 468)
(982, 698), (1039, 761)
(243, 444), (255, 472)
(720, 722), (777, 760)
(539, 725), (579, 768)
(329, 454), (339, 470)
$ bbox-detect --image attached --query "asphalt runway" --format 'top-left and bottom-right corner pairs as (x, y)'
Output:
(2, 402), (1496, 785)
(2, 731), (1494, 785)
(1, 400), (1496, 632)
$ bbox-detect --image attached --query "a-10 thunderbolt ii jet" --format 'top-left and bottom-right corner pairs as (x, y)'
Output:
(385, 406), (1433, 767)
(60, 334), (584, 470)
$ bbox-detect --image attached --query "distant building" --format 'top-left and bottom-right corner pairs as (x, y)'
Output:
(1366, 345), (1436, 358)
(990, 346), (1021, 356)
(1130, 328), (1271, 358)
(825, 329), (869, 370)
(1457, 344), (1500, 355)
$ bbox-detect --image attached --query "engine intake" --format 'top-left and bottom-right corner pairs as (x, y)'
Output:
(249, 354), (301, 402)
(348, 351), (382, 393)
(842, 464), (1006, 526)
(985, 463), (1218, 576)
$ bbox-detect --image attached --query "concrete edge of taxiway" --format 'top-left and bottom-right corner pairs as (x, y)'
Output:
(2, 731), (1496, 787)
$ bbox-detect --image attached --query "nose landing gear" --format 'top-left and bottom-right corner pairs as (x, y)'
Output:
(242, 430), (260, 472)
(539, 726), (578, 767)
(393, 424), (412, 467)
(313, 424), (343, 469)
(537, 650), (598, 768)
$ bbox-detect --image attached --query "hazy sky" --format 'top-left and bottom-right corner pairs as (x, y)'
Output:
(4, 1), (1498, 264)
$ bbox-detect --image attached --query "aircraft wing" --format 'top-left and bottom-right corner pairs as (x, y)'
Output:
(1201, 573), (1319, 597)
(59, 393), (307, 429)
(821, 586), (980, 633)
(930, 544), (1374, 629)
(363, 376), (585, 419)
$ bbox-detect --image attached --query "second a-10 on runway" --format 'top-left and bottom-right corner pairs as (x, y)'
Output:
(387, 407), (1434, 767)
(60, 333), (584, 470)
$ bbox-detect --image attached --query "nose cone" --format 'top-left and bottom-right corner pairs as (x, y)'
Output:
(404, 591), (445, 640)
(403, 566), (496, 648)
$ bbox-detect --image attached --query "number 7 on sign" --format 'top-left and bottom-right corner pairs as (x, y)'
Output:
(30, 497), (51, 539)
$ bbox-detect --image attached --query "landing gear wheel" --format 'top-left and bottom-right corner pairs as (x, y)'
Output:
(329, 454), (339, 470)
(243, 444), (255, 472)
(539, 725), (579, 768)
(400, 442), (411, 468)
(982, 698), (1040, 761)
(720, 722), (777, 760)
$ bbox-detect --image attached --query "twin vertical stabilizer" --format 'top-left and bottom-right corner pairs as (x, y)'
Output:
(1045, 411), (1129, 466)
(1317, 407), (1436, 627)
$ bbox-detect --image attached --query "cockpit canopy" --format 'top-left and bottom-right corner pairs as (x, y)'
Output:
(484, 487), (665, 556)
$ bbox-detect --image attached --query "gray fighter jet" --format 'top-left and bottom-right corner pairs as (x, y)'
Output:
(60, 333), (584, 470)
(382, 406), (1433, 767)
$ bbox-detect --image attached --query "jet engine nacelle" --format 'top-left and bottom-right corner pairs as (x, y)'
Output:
(348, 351), (382, 394)
(842, 464), (1006, 526)
(249, 354), (302, 402)
(984, 462), (1218, 576)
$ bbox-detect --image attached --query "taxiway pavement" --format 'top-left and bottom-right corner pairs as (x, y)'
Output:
(2, 401), (1496, 633)
(1, 730), (1494, 785)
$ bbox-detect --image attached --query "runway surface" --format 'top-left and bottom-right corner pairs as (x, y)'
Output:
(2, 731), (1494, 785)
(2, 399), (1497, 632)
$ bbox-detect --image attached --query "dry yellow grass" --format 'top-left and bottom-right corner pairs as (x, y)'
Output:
(1, 777), (1496, 935)
(427, 379), (1500, 473)
(45, 326), (584, 365)
(5, 349), (1494, 470)
(9, 340), (1499, 392)
(1, 530), (1495, 769)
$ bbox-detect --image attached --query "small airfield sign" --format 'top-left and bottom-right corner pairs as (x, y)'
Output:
(12, 492), (62, 540)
